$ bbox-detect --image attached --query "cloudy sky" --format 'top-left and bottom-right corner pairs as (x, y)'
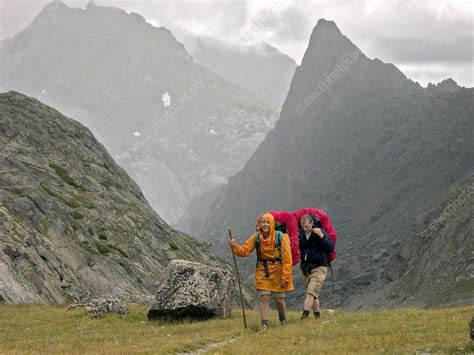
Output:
(1, 0), (472, 87)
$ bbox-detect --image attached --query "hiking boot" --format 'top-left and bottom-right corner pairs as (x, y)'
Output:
(257, 324), (268, 331)
(314, 311), (321, 319)
(300, 310), (310, 320)
(280, 319), (287, 326)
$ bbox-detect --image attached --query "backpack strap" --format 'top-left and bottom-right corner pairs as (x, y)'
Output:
(256, 231), (283, 265)
(275, 231), (282, 250)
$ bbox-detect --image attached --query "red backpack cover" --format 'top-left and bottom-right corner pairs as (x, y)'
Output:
(269, 211), (300, 265)
(293, 208), (337, 262)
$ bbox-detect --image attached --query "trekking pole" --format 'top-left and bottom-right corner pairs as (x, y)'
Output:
(227, 227), (247, 329)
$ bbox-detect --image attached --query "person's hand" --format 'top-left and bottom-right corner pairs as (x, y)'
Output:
(312, 228), (324, 238)
(280, 280), (288, 288)
(228, 238), (238, 247)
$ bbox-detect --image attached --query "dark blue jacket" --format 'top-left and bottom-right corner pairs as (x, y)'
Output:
(299, 227), (334, 276)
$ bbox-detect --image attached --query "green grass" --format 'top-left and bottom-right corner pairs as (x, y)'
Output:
(49, 163), (82, 189)
(40, 219), (49, 233)
(97, 228), (107, 240)
(107, 244), (129, 258)
(95, 243), (128, 258)
(96, 242), (111, 255)
(78, 241), (99, 255)
(0, 305), (471, 354)
(40, 184), (82, 208)
(70, 211), (84, 220)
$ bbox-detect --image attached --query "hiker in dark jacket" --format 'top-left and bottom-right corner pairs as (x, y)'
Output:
(299, 214), (334, 319)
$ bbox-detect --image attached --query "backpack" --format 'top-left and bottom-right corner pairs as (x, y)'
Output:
(293, 208), (337, 262)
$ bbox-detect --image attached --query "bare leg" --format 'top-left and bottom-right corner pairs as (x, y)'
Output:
(259, 294), (271, 323)
(273, 297), (286, 322)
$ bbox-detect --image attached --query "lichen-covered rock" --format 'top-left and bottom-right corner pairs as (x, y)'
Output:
(147, 260), (234, 321)
(67, 296), (128, 318)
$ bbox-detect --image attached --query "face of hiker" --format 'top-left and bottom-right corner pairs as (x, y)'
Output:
(259, 218), (271, 233)
(302, 221), (313, 233)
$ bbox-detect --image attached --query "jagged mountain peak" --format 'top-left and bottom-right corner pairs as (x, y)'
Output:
(31, 1), (177, 41)
(313, 18), (342, 35)
(427, 78), (462, 91)
(307, 18), (353, 52)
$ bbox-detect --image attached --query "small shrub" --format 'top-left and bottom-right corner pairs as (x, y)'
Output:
(71, 211), (84, 220)
(41, 184), (59, 198)
(169, 242), (179, 250)
(74, 192), (95, 209)
(107, 244), (129, 258)
(79, 241), (97, 254)
(96, 243), (111, 255)
(11, 233), (23, 244)
(49, 163), (83, 190)
(97, 229), (107, 240)
(40, 219), (49, 233)
(64, 198), (81, 208)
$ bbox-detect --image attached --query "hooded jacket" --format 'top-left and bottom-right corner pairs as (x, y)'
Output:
(231, 212), (294, 292)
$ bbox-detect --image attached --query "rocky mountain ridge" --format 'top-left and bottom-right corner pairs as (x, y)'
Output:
(0, 1), (279, 224)
(0, 91), (222, 303)
(351, 174), (473, 309)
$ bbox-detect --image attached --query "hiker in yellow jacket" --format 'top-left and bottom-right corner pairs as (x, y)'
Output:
(229, 212), (294, 329)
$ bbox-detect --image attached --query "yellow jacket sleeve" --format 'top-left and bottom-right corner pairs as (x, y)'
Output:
(280, 233), (293, 283)
(231, 233), (257, 257)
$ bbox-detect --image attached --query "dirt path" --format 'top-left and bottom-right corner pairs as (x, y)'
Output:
(178, 337), (237, 354)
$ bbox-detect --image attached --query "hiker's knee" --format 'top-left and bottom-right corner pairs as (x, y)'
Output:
(273, 297), (285, 307)
(260, 294), (271, 304)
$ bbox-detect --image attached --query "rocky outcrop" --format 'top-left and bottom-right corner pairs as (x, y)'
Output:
(194, 19), (474, 308)
(0, 91), (222, 304)
(0, 1), (279, 224)
(377, 175), (473, 307)
(147, 260), (234, 320)
(67, 296), (129, 318)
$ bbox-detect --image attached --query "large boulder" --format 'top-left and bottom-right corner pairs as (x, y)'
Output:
(147, 260), (234, 321)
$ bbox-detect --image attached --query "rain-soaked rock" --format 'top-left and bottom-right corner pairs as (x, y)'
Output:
(147, 260), (234, 321)
(67, 296), (128, 318)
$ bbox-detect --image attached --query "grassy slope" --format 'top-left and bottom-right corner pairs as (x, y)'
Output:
(0, 305), (472, 354)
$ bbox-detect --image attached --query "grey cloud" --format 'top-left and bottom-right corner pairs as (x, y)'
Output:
(253, 4), (313, 42)
(371, 36), (473, 63)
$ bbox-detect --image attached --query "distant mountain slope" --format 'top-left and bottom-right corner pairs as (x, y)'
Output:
(195, 19), (474, 308)
(0, 91), (220, 304)
(0, 1), (279, 224)
(181, 34), (297, 106)
(352, 175), (473, 309)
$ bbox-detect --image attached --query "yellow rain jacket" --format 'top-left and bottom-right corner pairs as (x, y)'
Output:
(231, 213), (294, 292)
